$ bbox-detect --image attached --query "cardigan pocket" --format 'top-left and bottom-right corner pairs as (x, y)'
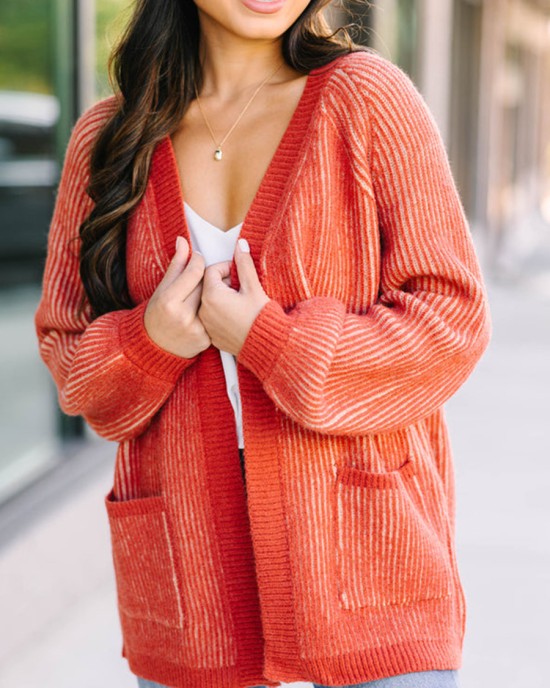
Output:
(333, 456), (454, 611)
(104, 487), (185, 629)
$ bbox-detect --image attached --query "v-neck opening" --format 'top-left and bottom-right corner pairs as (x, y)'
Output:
(151, 54), (344, 287)
(184, 201), (243, 234)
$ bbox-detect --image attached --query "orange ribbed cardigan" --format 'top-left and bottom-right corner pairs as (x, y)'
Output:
(34, 50), (492, 688)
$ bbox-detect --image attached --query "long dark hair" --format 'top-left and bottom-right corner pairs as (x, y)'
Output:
(78, 0), (371, 320)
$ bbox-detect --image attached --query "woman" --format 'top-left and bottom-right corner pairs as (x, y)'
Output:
(34, 0), (492, 687)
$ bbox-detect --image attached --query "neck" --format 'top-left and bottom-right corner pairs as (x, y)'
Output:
(195, 21), (293, 102)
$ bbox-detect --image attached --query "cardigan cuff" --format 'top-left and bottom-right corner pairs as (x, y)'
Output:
(236, 298), (292, 382)
(119, 300), (198, 382)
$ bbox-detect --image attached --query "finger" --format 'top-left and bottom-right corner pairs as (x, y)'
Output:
(202, 260), (232, 289)
(166, 250), (206, 301)
(184, 278), (203, 313)
(157, 236), (190, 291)
(234, 238), (259, 292)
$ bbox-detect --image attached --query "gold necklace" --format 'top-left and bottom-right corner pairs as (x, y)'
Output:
(193, 61), (285, 161)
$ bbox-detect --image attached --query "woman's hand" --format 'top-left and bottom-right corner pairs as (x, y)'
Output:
(198, 238), (271, 357)
(144, 237), (212, 358)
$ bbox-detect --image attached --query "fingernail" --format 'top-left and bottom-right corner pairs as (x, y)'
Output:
(175, 236), (183, 251)
(238, 238), (250, 253)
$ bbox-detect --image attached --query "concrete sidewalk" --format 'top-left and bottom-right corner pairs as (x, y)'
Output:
(0, 274), (548, 688)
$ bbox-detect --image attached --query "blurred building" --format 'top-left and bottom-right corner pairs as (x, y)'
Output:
(1, 0), (549, 504)
(340, 0), (550, 279)
(0, 0), (119, 505)
(1, 6), (548, 684)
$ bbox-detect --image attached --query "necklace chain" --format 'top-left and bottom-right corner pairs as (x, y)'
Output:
(193, 61), (285, 161)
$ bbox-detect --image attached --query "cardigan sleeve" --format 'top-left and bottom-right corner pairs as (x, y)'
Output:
(236, 57), (492, 436)
(34, 99), (199, 442)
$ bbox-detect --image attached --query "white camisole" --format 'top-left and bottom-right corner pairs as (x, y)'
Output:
(183, 201), (245, 449)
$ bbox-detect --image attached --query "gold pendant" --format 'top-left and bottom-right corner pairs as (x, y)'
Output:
(214, 147), (223, 161)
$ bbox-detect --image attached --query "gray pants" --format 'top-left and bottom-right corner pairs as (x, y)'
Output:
(137, 671), (461, 688)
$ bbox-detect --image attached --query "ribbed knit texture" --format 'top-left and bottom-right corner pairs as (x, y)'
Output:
(34, 50), (492, 688)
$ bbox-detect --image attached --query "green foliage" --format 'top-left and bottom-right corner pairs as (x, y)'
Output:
(0, 1), (53, 93)
(95, 0), (133, 98)
(0, 0), (132, 97)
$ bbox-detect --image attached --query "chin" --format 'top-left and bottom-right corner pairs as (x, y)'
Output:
(194, 0), (311, 40)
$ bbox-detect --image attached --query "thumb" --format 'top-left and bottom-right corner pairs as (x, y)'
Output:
(235, 238), (260, 292)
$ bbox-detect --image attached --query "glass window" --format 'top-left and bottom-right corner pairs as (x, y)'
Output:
(0, 2), (57, 284)
(0, 1), (60, 501)
(0, 0), (131, 502)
